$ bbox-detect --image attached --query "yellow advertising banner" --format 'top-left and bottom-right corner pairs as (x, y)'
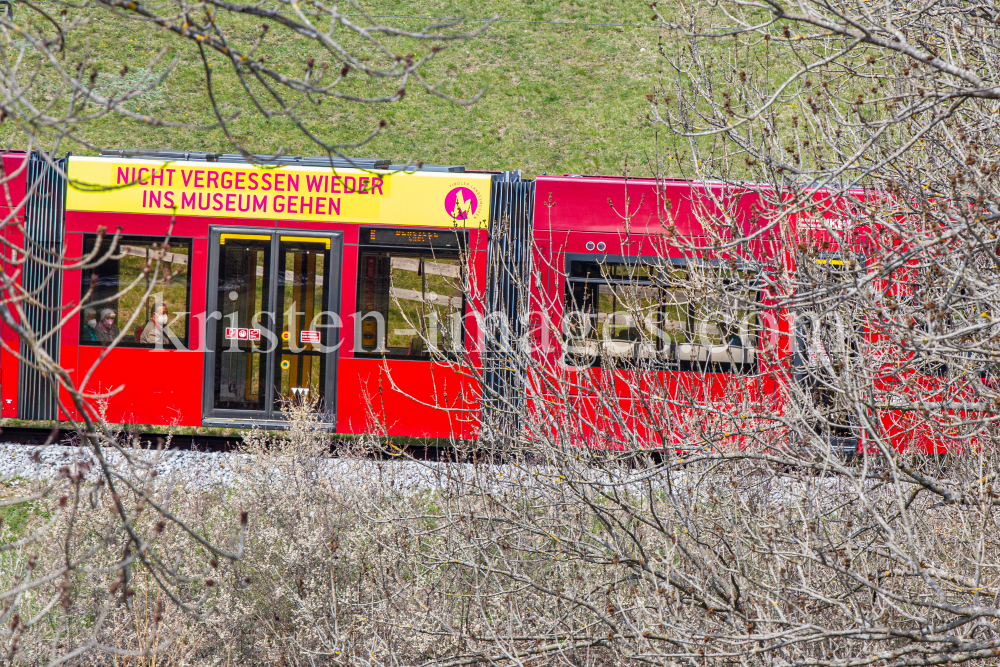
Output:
(65, 156), (492, 229)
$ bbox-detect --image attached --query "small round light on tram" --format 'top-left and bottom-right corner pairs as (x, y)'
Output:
(596, 242), (606, 251)
(586, 241), (595, 251)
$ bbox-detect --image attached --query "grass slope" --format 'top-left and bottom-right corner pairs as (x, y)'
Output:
(5, 1), (668, 177)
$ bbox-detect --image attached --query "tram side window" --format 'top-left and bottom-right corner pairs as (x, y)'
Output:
(79, 236), (192, 348)
(356, 250), (465, 358)
(563, 259), (759, 372)
(903, 264), (967, 376)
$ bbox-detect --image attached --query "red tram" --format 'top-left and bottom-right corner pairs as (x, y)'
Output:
(0, 150), (952, 451)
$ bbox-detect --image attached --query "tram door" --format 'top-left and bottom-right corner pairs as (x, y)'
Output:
(275, 238), (328, 407)
(204, 230), (342, 426)
(215, 235), (271, 412)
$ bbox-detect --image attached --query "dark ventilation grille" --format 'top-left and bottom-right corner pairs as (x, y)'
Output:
(18, 153), (67, 421)
(481, 171), (534, 445)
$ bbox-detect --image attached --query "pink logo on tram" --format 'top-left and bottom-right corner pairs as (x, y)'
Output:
(445, 187), (478, 221)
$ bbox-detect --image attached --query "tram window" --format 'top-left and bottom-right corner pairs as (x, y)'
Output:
(902, 264), (983, 377)
(563, 258), (759, 372)
(356, 250), (465, 358)
(79, 236), (192, 348)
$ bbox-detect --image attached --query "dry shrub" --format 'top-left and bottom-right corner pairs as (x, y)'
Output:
(7, 400), (1000, 667)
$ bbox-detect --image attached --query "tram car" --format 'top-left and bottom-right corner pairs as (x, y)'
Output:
(0, 150), (959, 452)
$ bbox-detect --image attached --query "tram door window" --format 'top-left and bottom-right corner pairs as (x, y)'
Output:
(214, 236), (271, 411)
(275, 238), (330, 408)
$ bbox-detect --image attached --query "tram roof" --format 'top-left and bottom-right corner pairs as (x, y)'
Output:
(98, 149), (466, 173)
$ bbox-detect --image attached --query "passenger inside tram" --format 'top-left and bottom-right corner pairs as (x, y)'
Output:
(721, 322), (743, 347)
(81, 308), (99, 342)
(96, 308), (119, 343)
(139, 302), (171, 345)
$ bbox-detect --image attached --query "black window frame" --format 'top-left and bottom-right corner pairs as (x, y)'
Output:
(562, 253), (762, 374)
(355, 227), (468, 360)
(78, 234), (194, 350)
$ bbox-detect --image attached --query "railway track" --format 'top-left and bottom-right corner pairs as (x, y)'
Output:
(0, 426), (465, 461)
(0, 426), (241, 452)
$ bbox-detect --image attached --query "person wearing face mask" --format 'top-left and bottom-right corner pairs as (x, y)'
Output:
(96, 308), (120, 343)
(140, 301), (171, 345)
(81, 308), (99, 342)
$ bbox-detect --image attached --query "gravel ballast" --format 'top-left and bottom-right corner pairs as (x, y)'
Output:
(2, 443), (794, 499)
(0, 442), (488, 492)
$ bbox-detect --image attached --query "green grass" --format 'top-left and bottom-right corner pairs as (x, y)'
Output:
(2, 0), (671, 177)
(0, 487), (46, 539)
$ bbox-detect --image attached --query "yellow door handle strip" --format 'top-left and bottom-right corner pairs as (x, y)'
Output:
(280, 236), (331, 248)
(221, 233), (271, 244)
